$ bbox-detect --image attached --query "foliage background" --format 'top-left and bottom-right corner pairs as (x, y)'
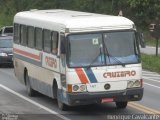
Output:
(0, 0), (160, 72)
(1, 0), (160, 27)
(1, 0), (160, 44)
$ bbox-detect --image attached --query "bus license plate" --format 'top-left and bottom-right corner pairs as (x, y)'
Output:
(101, 98), (113, 103)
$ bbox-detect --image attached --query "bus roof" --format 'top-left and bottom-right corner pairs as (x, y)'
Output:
(14, 9), (134, 33)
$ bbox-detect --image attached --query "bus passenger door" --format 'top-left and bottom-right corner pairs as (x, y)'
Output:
(59, 33), (67, 90)
(59, 33), (66, 74)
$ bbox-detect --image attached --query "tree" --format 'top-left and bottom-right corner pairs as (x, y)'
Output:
(1, 0), (160, 28)
(127, 0), (160, 28)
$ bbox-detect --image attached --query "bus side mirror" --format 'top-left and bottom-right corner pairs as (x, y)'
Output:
(137, 32), (146, 48)
(60, 34), (66, 54)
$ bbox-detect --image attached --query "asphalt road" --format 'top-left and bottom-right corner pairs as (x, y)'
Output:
(0, 67), (160, 120)
(140, 46), (160, 55)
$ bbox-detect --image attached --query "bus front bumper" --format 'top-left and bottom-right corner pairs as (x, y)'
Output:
(63, 88), (143, 106)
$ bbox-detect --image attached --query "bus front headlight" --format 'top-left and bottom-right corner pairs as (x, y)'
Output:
(134, 80), (141, 87)
(127, 79), (142, 88)
(127, 81), (134, 88)
(73, 85), (79, 91)
(79, 85), (86, 92)
(70, 84), (87, 92)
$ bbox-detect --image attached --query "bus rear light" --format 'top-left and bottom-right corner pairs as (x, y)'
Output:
(67, 84), (72, 93)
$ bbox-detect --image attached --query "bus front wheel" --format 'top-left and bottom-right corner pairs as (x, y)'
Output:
(115, 101), (128, 109)
(56, 86), (68, 111)
(57, 99), (68, 111)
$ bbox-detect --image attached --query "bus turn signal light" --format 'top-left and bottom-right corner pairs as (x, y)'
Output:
(67, 84), (72, 93)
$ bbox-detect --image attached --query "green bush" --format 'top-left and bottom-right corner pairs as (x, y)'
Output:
(0, 13), (13, 27)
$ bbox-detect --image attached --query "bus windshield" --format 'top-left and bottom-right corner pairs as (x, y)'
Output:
(68, 31), (140, 68)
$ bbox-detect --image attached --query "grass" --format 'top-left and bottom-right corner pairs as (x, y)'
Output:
(141, 53), (160, 73)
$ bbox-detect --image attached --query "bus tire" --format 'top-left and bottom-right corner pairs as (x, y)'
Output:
(26, 72), (35, 97)
(56, 85), (68, 111)
(57, 99), (68, 111)
(116, 101), (128, 109)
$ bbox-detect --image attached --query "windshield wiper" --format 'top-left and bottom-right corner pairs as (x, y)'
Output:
(87, 44), (104, 68)
(103, 42), (126, 67)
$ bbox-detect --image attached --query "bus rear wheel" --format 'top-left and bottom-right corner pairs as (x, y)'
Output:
(116, 101), (128, 109)
(26, 72), (35, 97)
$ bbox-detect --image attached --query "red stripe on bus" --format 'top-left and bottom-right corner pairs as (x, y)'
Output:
(75, 68), (89, 84)
(13, 48), (41, 61)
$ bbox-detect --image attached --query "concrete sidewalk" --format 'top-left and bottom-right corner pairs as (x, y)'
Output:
(140, 46), (160, 55)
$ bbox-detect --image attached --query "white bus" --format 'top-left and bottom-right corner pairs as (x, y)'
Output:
(13, 9), (144, 110)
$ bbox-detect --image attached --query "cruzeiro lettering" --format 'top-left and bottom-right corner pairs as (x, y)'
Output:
(45, 56), (57, 68)
(103, 70), (136, 78)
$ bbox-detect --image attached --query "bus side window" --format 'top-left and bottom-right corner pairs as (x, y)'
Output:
(14, 23), (20, 44)
(44, 29), (51, 53)
(35, 28), (43, 50)
(28, 26), (35, 48)
(20, 25), (27, 46)
(51, 31), (58, 54)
